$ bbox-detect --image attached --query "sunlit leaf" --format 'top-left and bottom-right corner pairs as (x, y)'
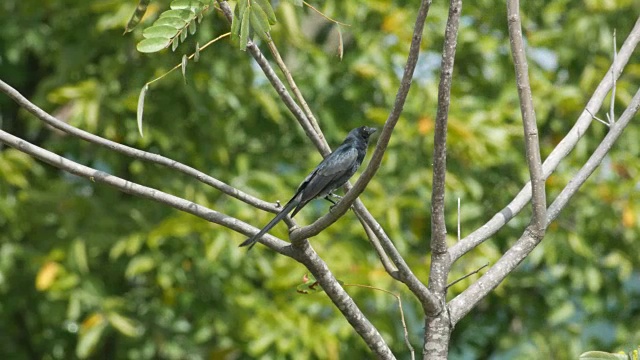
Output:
(142, 25), (179, 39)
(137, 83), (149, 137)
(170, 0), (203, 11)
(159, 9), (196, 21)
(77, 314), (107, 359)
(153, 16), (188, 29)
(181, 54), (188, 83)
(194, 41), (200, 61)
(35, 261), (61, 291)
(137, 37), (171, 53)
(125, 255), (156, 278)
(108, 312), (142, 338)
(72, 239), (89, 273)
(254, 0), (277, 25)
(250, 2), (271, 42)
(240, 7), (251, 51)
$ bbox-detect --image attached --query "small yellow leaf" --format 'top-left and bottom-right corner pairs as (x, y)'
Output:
(36, 261), (61, 291)
(622, 203), (635, 228)
(81, 313), (106, 331)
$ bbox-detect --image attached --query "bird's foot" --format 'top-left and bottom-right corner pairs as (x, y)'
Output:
(324, 195), (338, 206)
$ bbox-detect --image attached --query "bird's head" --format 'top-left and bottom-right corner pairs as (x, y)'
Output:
(350, 126), (377, 143)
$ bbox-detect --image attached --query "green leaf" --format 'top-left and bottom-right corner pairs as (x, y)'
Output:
(136, 37), (171, 53)
(153, 16), (188, 29)
(188, 20), (197, 35)
(170, 0), (203, 11)
(142, 25), (179, 39)
(137, 84), (148, 137)
(124, 0), (151, 33)
(240, 7), (251, 51)
(108, 312), (142, 338)
(230, 4), (241, 46)
(284, 0), (302, 6)
(76, 316), (108, 359)
(254, 0), (277, 25)
(181, 54), (188, 83)
(250, 2), (272, 42)
(125, 255), (156, 278)
(72, 239), (89, 273)
(159, 9), (196, 22)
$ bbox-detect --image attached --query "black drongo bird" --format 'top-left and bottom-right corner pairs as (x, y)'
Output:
(239, 126), (377, 249)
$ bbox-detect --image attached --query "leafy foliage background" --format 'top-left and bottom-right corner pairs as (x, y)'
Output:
(0, 0), (639, 358)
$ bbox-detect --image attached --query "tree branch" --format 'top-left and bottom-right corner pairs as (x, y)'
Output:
(547, 87), (640, 224)
(289, 0), (432, 245)
(216, 1), (331, 155)
(507, 0), (546, 234)
(423, 0), (462, 356)
(287, 0), (440, 312)
(217, 1), (411, 288)
(448, 86), (640, 325)
(449, 15), (640, 261)
(0, 129), (295, 256)
(293, 242), (397, 359)
(430, 0), (461, 256)
(0, 79), (279, 214)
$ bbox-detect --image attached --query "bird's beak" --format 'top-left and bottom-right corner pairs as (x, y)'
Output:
(365, 127), (378, 136)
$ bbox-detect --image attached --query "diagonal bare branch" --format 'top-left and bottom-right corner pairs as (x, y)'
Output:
(293, 242), (397, 359)
(0, 79), (279, 214)
(216, 1), (331, 155)
(547, 87), (640, 224)
(449, 15), (640, 262)
(0, 129), (295, 256)
(448, 86), (640, 324)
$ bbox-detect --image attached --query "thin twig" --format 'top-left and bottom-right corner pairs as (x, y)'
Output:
(585, 109), (610, 127)
(344, 284), (415, 360)
(146, 33), (230, 87)
(266, 41), (325, 142)
(356, 213), (401, 280)
(547, 87), (640, 224)
(303, 1), (351, 27)
(446, 263), (488, 289)
(296, 243), (397, 358)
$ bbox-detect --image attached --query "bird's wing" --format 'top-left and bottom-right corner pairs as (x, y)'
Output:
(296, 146), (358, 206)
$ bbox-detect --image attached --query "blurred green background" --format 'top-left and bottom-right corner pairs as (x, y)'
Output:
(1, 0), (639, 358)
